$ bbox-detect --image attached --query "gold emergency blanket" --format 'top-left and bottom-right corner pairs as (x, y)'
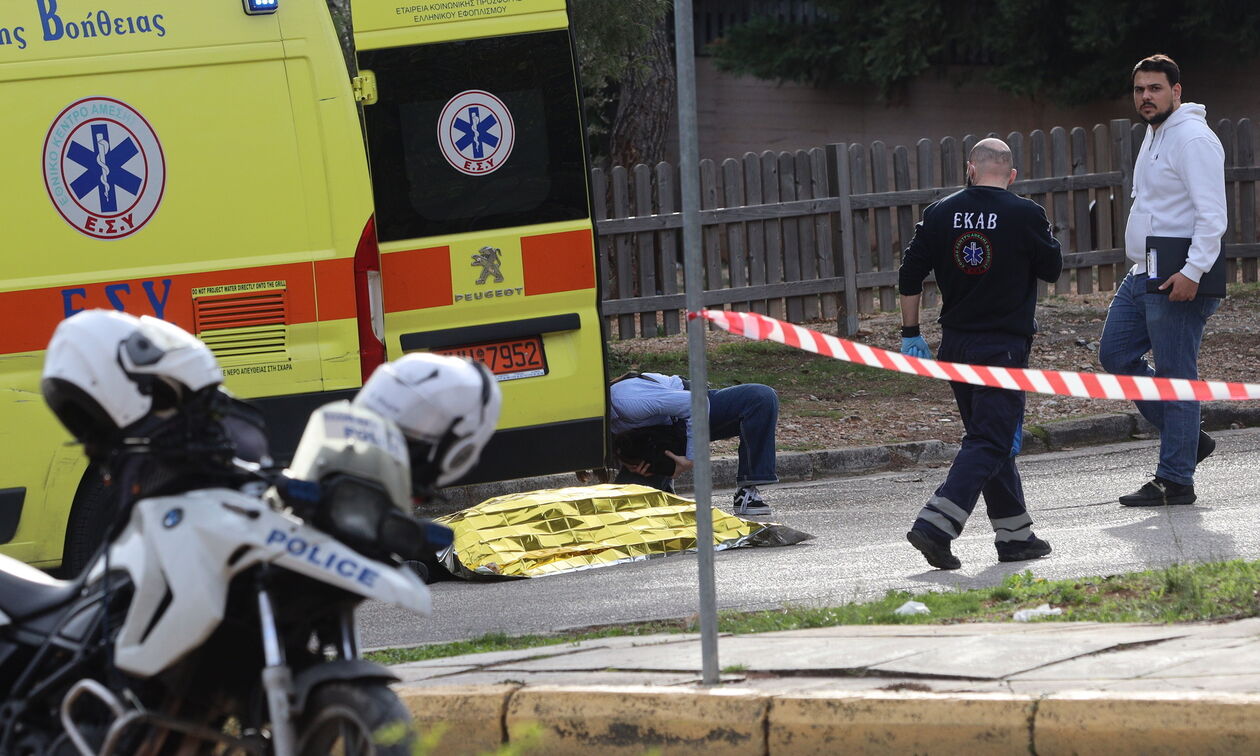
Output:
(436, 484), (813, 580)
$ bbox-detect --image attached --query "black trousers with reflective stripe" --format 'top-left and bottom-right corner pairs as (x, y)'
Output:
(923, 328), (1033, 540)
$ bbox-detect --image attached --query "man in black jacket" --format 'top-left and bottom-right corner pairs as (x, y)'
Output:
(898, 138), (1063, 570)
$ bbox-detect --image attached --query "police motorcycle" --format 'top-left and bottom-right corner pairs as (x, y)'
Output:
(0, 312), (500, 755)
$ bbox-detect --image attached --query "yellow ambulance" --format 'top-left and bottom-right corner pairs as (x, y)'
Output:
(0, 0), (378, 573)
(353, 0), (608, 484)
(0, 0), (607, 572)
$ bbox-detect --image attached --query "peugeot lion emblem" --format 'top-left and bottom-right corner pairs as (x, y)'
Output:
(472, 246), (504, 285)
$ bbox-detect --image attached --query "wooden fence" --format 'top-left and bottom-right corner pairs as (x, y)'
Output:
(593, 118), (1260, 339)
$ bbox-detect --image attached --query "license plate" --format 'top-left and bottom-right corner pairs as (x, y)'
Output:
(434, 336), (547, 381)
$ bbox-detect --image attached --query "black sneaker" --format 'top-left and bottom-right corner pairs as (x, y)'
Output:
(906, 529), (961, 570)
(733, 486), (771, 516)
(1197, 429), (1216, 464)
(1118, 477), (1197, 507)
(996, 535), (1052, 563)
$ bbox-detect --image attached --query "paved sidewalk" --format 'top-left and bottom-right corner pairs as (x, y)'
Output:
(392, 618), (1260, 754)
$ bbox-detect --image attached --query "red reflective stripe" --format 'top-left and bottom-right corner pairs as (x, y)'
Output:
(1075, 372), (1101, 398)
(1154, 375), (1179, 401)
(382, 246), (453, 311)
(972, 365), (998, 387)
(0, 263), (320, 355)
(315, 257), (356, 321)
(782, 323), (802, 349)
(1045, 371), (1071, 396)
(521, 229), (596, 296)
(871, 348), (900, 372)
(1009, 368), (1037, 393)
(939, 361), (967, 383)
(1115, 374), (1142, 400)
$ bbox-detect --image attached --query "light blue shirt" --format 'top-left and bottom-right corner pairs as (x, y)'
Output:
(608, 373), (706, 459)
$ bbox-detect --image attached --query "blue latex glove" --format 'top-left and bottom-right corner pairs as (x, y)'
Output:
(901, 335), (930, 359)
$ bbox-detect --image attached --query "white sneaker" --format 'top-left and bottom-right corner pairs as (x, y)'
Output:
(733, 486), (771, 516)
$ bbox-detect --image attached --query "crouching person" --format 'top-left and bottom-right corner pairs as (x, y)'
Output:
(609, 372), (779, 516)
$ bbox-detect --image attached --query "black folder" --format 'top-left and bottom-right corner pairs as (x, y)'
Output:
(1145, 236), (1227, 298)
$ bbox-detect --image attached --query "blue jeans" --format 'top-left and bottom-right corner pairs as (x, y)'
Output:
(914, 329), (1034, 543)
(615, 383), (780, 492)
(1099, 273), (1219, 486)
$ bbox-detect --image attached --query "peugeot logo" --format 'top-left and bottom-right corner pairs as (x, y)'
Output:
(471, 246), (504, 285)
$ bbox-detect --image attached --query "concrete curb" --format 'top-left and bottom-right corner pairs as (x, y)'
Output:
(395, 684), (1260, 755)
(442, 401), (1260, 507)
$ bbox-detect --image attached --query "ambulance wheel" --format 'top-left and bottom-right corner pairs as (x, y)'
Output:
(59, 468), (113, 578)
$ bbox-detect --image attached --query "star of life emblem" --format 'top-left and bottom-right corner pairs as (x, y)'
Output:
(962, 242), (985, 266)
(43, 97), (166, 239)
(437, 90), (515, 176)
(952, 231), (993, 275)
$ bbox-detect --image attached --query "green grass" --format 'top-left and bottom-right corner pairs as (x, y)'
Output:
(365, 626), (686, 666)
(1229, 280), (1260, 301)
(367, 560), (1260, 666)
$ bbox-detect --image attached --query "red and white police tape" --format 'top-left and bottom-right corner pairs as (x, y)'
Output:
(690, 309), (1260, 402)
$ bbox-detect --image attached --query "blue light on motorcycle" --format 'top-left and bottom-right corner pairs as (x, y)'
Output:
(282, 477), (322, 505)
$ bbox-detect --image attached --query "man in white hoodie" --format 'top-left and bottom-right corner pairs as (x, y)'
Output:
(1099, 54), (1226, 507)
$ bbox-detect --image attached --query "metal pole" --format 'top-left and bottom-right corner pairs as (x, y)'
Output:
(673, 0), (719, 685)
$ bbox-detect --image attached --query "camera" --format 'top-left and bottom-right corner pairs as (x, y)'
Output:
(612, 422), (687, 476)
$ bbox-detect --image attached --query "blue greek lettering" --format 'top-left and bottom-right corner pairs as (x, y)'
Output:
(80, 14), (96, 38)
(61, 289), (87, 319)
(142, 280), (171, 320)
(104, 283), (130, 311)
(136, 15), (150, 33)
(126, 16), (134, 33)
(152, 14), (164, 36)
(113, 17), (125, 35)
(96, 10), (109, 34)
(65, 21), (78, 39)
(14, 26), (25, 49)
(37, 0), (63, 41)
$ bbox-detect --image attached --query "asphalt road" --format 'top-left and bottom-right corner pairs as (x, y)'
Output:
(358, 427), (1260, 649)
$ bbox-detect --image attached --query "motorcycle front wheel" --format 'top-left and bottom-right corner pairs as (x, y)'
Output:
(296, 681), (417, 756)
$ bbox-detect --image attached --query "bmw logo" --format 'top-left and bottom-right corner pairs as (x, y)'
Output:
(163, 508), (183, 528)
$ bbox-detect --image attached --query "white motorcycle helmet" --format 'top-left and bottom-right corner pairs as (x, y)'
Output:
(42, 310), (224, 449)
(355, 353), (502, 488)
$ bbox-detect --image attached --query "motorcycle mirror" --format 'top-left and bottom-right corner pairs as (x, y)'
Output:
(379, 511), (452, 562)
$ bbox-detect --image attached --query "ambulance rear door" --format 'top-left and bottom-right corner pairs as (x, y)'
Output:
(352, 1), (608, 484)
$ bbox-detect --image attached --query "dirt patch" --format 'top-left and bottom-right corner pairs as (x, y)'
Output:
(607, 284), (1260, 453)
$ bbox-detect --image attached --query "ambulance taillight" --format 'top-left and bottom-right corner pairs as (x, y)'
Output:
(354, 215), (386, 382)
